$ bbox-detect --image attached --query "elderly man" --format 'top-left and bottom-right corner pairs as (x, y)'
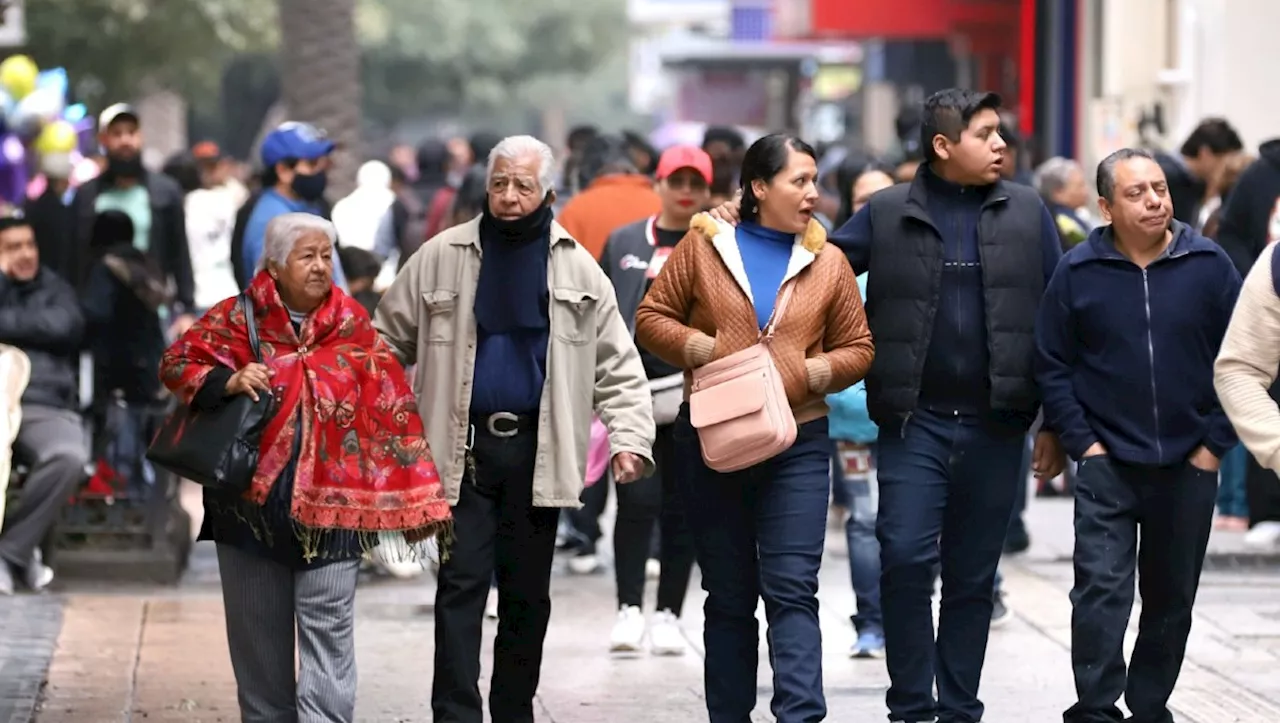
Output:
(1038, 149), (1240, 723)
(374, 134), (655, 723)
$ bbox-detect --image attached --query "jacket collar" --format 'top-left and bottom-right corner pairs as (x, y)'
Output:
(689, 212), (825, 303)
(1070, 220), (1211, 266)
(903, 164), (1010, 225)
(447, 213), (576, 251)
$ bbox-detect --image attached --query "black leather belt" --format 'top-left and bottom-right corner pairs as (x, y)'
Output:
(470, 412), (537, 438)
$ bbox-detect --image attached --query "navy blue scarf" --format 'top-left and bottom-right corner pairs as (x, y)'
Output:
(474, 203), (553, 333)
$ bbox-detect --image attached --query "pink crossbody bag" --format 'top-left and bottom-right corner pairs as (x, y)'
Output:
(688, 281), (798, 473)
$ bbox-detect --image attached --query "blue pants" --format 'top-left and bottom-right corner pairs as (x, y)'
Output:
(1216, 444), (1248, 519)
(833, 441), (883, 636)
(877, 410), (1025, 723)
(676, 412), (830, 723)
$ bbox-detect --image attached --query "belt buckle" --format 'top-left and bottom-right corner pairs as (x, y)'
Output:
(487, 412), (520, 438)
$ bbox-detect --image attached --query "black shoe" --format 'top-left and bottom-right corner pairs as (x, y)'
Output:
(1003, 527), (1030, 555)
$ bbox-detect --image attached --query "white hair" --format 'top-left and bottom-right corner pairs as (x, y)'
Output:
(1032, 156), (1084, 200)
(486, 135), (556, 196)
(258, 212), (338, 271)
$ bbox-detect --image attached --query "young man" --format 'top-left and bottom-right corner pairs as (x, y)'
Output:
(596, 144), (712, 655)
(831, 89), (1066, 723)
(1037, 148), (1241, 723)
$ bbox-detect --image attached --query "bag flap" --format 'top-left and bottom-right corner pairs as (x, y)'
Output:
(689, 371), (767, 429)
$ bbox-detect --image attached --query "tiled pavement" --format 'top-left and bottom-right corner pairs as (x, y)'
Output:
(4, 494), (1280, 721)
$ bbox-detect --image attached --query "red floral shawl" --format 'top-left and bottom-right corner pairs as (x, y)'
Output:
(159, 271), (451, 539)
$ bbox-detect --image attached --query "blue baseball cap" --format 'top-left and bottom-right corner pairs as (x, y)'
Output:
(260, 122), (335, 168)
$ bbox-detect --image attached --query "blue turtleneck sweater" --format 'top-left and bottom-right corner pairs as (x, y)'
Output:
(736, 221), (795, 329)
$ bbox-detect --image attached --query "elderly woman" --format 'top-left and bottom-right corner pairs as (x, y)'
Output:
(160, 212), (451, 723)
(1033, 156), (1094, 249)
(635, 133), (874, 722)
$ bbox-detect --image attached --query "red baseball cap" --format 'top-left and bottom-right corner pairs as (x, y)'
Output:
(656, 145), (713, 184)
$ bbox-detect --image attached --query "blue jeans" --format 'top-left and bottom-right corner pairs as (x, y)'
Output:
(1216, 444), (1248, 518)
(877, 410), (1025, 723)
(833, 441), (882, 636)
(676, 411), (830, 723)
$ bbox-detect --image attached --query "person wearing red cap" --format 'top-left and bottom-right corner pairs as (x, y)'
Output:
(592, 145), (713, 656)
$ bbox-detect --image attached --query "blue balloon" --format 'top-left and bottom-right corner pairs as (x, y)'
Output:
(62, 102), (85, 123)
(35, 68), (67, 100)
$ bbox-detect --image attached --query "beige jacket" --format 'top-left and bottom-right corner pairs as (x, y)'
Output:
(373, 216), (655, 508)
(1216, 242), (1280, 472)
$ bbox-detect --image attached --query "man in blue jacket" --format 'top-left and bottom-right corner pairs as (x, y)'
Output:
(1035, 148), (1241, 723)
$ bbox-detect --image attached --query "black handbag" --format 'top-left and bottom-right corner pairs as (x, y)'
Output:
(146, 293), (275, 494)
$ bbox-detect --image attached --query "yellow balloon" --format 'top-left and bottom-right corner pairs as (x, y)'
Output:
(35, 120), (77, 155)
(0, 54), (37, 100)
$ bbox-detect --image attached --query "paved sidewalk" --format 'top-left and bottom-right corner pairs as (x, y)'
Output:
(5, 496), (1280, 721)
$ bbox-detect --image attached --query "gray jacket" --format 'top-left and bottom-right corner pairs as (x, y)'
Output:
(599, 217), (661, 333)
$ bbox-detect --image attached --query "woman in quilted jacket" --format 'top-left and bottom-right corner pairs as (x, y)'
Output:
(635, 134), (874, 722)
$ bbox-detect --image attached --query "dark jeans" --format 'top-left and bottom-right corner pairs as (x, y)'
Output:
(431, 427), (560, 723)
(877, 409), (1024, 723)
(675, 411), (830, 723)
(833, 441), (882, 635)
(1065, 457), (1217, 723)
(616, 423), (698, 614)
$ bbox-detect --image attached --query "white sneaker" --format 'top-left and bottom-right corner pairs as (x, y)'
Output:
(24, 549), (53, 592)
(609, 605), (645, 653)
(1245, 520), (1280, 548)
(648, 609), (686, 656)
(484, 587), (499, 620)
(568, 552), (600, 575)
(645, 558), (661, 580)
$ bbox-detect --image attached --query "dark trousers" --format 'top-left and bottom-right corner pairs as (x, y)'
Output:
(1246, 381), (1280, 525)
(1065, 457), (1217, 723)
(675, 411), (830, 723)
(0, 405), (88, 568)
(615, 423), (698, 614)
(431, 428), (560, 723)
(876, 409), (1024, 723)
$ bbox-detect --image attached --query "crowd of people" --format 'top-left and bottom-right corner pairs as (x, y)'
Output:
(3, 84), (1280, 723)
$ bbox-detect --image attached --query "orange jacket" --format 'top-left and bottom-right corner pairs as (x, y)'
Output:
(557, 175), (661, 259)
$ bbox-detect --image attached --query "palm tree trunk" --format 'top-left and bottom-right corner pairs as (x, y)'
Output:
(278, 0), (362, 199)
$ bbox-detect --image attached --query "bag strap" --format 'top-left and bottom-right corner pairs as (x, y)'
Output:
(760, 280), (796, 342)
(239, 293), (263, 363)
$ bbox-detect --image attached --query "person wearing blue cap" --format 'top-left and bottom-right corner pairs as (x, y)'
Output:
(241, 122), (347, 290)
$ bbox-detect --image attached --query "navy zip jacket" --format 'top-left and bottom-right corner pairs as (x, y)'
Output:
(1034, 221), (1242, 464)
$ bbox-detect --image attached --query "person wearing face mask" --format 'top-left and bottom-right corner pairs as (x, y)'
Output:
(71, 103), (195, 337)
(240, 122), (348, 293)
(1039, 149), (1240, 723)
(374, 135), (655, 723)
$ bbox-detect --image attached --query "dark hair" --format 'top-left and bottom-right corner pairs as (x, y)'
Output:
(835, 155), (896, 227)
(567, 125), (599, 151)
(739, 134), (818, 223)
(622, 131), (658, 175)
(1096, 147), (1157, 202)
(1179, 118), (1243, 158)
(709, 162), (736, 197)
(91, 210), (135, 251)
(337, 246), (382, 281)
(578, 134), (636, 187)
(416, 139), (450, 178)
(388, 164), (407, 186)
(452, 165), (489, 219)
(162, 151), (202, 193)
(468, 132), (501, 167)
(919, 88), (1003, 163)
(702, 125), (745, 152)
(261, 157), (298, 188)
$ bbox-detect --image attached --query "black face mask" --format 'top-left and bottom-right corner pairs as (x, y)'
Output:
(291, 171), (328, 202)
(105, 153), (144, 181)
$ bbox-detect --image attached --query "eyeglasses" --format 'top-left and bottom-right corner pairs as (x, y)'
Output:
(662, 175), (708, 191)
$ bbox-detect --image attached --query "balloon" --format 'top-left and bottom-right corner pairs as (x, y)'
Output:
(35, 120), (77, 154)
(17, 87), (63, 126)
(0, 55), (38, 100)
(35, 68), (67, 99)
(62, 102), (86, 123)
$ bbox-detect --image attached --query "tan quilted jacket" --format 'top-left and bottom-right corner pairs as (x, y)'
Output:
(635, 213), (874, 423)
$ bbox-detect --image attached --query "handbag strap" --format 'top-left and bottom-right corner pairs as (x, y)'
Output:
(760, 280), (796, 342)
(239, 293), (263, 363)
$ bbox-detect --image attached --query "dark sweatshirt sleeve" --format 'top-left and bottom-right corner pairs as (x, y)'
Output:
(1205, 256), (1245, 458)
(1216, 165), (1268, 277)
(828, 205), (873, 275)
(192, 366), (234, 411)
(1034, 264), (1098, 459)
